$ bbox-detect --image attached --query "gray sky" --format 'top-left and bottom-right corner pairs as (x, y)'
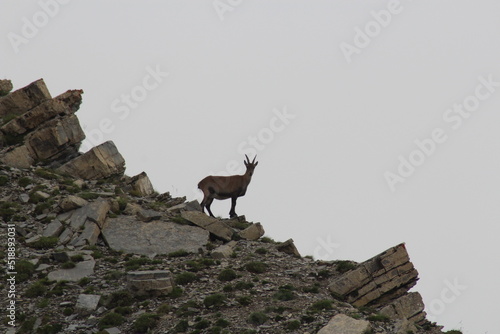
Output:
(2, 1), (500, 333)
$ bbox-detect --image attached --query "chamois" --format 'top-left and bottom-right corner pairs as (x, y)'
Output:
(198, 155), (258, 218)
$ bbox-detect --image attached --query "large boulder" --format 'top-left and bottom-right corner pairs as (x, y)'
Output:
(24, 114), (85, 161)
(102, 216), (210, 256)
(57, 141), (125, 179)
(0, 79), (51, 117)
(328, 243), (418, 307)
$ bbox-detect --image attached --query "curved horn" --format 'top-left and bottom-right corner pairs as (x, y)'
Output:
(245, 154), (250, 163)
(252, 155), (257, 164)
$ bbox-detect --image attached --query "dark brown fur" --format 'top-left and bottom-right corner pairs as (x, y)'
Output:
(198, 155), (258, 218)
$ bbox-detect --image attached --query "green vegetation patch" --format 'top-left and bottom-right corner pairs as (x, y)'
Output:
(245, 261), (268, 274)
(203, 293), (226, 308)
(174, 272), (198, 285)
(218, 268), (237, 282)
(132, 313), (160, 333)
(248, 311), (268, 326)
(30, 236), (58, 249)
(98, 312), (125, 330)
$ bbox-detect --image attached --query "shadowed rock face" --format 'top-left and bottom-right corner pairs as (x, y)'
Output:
(102, 216), (210, 256)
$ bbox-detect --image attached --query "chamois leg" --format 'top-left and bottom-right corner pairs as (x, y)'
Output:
(229, 197), (238, 218)
(205, 197), (215, 218)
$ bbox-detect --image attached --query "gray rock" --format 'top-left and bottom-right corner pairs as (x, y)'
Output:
(238, 223), (265, 240)
(181, 211), (234, 242)
(127, 270), (174, 296)
(137, 209), (162, 222)
(59, 198), (110, 231)
(71, 221), (100, 247)
(0, 79), (51, 117)
(317, 314), (370, 334)
(42, 219), (63, 237)
(24, 114), (85, 161)
(0, 98), (68, 136)
(47, 260), (95, 282)
(211, 241), (238, 259)
(129, 172), (154, 196)
(75, 294), (101, 313)
(36, 264), (52, 272)
(379, 292), (426, 325)
(58, 228), (73, 245)
(276, 239), (301, 257)
(0, 145), (35, 169)
(103, 328), (121, 334)
(102, 216), (209, 256)
(328, 243), (418, 308)
(0, 79), (13, 96)
(59, 195), (88, 212)
(167, 200), (202, 213)
(56, 141), (125, 180)
(19, 193), (30, 202)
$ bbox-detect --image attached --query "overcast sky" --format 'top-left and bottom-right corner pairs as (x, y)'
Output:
(2, 1), (500, 333)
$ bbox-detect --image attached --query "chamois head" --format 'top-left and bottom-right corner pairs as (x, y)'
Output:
(244, 154), (258, 176)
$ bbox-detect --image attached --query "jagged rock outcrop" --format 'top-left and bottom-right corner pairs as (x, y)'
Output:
(327, 243), (426, 330)
(329, 243), (419, 307)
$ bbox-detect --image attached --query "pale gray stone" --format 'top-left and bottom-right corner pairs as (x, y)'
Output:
(317, 314), (370, 334)
(276, 239), (301, 257)
(129, 171), (154, 196)
(127, 270), (174, 296)
(71, 221), (100, 247)
(58, 228), (73, 245)
(211, 241), (238, 259)
(42, 219), (63, 237)
(181, 211), (234, 242)
(75, 294), (101, 313)
(56, 141), (125, 180)
(238, 222), (265, 240)
(102, 216), (209, 256)
(59, 195), (88, 212)
(0, 145), (35, 169)
(137, 209), (162, 222)
(47, 260), (95, 282)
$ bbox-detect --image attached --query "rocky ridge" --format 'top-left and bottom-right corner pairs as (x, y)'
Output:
(0, 79), (449, 334)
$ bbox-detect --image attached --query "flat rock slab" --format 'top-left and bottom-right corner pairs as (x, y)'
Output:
(48, 260), (95, 282)
(76, 294), (101, 312)
(317, 314), (370, 334)
(102, 216), (209, 256)
(181, 211), (233, 241)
